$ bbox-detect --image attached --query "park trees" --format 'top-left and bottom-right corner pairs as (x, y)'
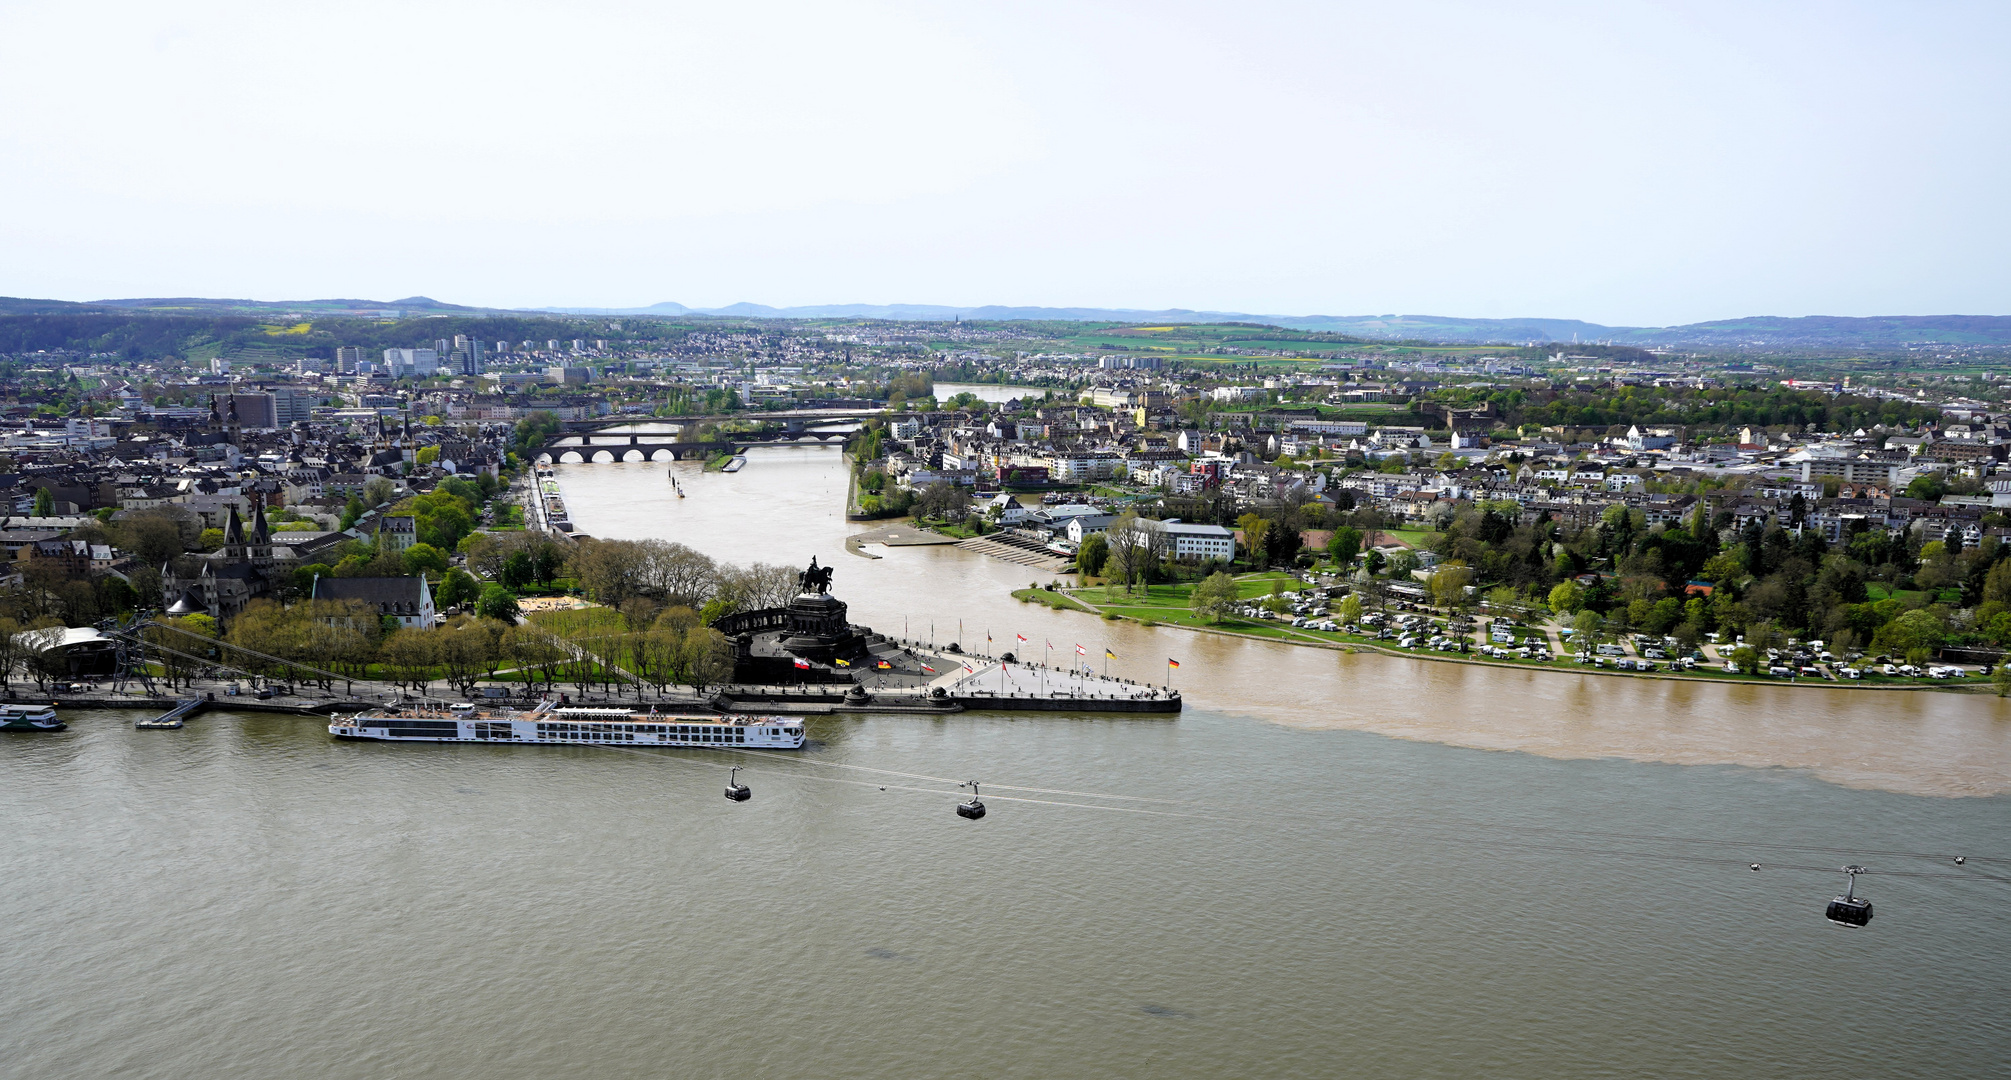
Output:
(1076, 533), (1109, 577)
(114, 508), (196, 567)
(1427, 561), (1473, 609)
(1571, 608), (1602, 652)
(1547, 579), (1583, 615)
(715, 561), (799, 613)
(916, 481), (969, 521)
(1236, 514), (1271, 567)
(1325, 526), (1362, 568)
(436, 569), (481, 611)
(1730, 645), (1762, 675)
(503, 624), (564, 694)
(1103, 513), (1165, 597)
(476, 584), (521, 623)
(380, 629), (439, 692)
(1874, 608), (1946, 667)
(434, 617), (503, 696)
(1190, 572), (1241, 624)
(144, 614), (217, 691)
(0, 617), (22, 690)
(676, 628), (734, 692)
(402, 543), (449, 578)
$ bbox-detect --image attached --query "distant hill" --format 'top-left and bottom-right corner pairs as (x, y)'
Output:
(0, 293), (2005, 348)
(0, 296), (108, 315)
(91, 295), (486, 316)
(545, 303), (2011, 347)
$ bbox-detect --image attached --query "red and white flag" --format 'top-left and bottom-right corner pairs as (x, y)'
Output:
(793, 658), (811, 669)
(1016, 633), (1027, 643)
(1075, 644), (1087, 656)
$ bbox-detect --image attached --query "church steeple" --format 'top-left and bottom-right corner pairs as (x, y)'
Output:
(252, 502), (271, 546)
(223, 507), (246, 556)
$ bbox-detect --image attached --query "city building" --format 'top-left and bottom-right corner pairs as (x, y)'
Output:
(383, 348), (439, 378)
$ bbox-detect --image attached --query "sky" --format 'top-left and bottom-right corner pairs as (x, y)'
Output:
(1, 0), (2007, 326)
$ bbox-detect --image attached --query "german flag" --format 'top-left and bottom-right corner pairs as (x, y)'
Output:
(1168, 658), (1181, 669)
(875, 660), (892, 670)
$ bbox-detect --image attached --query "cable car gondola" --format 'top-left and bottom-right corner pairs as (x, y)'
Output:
(1825, 864), (1872, 927)
(956, 780), (985, 820)
(724, 765), (751, 802)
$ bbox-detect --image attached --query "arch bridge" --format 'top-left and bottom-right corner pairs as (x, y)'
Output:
(535, 427), (849, 464)
(534, 435), (735, 465)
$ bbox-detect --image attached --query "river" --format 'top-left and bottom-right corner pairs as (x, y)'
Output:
(4, 445), (2007, 1079)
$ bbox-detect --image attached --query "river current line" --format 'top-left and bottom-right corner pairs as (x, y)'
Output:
(587, 743), (2010, 890)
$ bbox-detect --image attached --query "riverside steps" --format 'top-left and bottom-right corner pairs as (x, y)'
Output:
(136, 698), (204, 729)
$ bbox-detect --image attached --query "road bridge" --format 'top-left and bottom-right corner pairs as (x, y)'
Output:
(560, 409), (870, 432)
(535, 436), (734, 464)
(536, 428), (848, 464)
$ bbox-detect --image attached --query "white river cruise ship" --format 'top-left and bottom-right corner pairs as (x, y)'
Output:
(330, 701), (806, 749)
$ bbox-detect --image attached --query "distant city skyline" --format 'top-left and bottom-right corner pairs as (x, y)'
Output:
(2, 2), (2007, 325)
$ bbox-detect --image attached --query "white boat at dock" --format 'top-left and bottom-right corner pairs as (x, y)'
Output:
(330, 700), (805, 748)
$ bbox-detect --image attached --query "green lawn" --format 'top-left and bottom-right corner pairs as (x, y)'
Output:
(1013, 588), (1096, 613)
(1075, 572), (1325, 635)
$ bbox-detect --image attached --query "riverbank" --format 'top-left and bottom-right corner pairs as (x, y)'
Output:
(546, 456), (2011, 798)
(1024, 579), (2001, 695)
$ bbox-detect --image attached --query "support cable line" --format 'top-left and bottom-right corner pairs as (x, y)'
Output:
(711, 742), (2005, 868)
(595, 745), (2011, 883)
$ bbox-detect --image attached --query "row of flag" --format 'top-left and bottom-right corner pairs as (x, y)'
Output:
(1005, 632), (1174, 665)
(789, 633), (1180, 673)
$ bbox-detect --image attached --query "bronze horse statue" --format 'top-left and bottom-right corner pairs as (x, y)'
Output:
(798, 556), (834, 595)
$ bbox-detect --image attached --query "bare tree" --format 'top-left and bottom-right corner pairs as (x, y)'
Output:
(503, 624), (564, 694)
(716, 561), (798, 612)
(381, 629), (439, 694)
(1104, 513), (1155, 597)
(435, 619), (496, 696)
(677, 628), (734, 692)
(0, 617), (21, 690)
(637, 541), (718, 607)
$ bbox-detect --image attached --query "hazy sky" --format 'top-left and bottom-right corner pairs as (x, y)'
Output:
(2, 1), (2007, 325)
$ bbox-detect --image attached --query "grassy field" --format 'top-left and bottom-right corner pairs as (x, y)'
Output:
(1012, 588), (1097, 614)
(1070, 572), (1309, 634)
(1865, 582), (1963, 605)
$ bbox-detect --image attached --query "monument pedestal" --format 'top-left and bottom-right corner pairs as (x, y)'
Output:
(777, 592), (860, 661)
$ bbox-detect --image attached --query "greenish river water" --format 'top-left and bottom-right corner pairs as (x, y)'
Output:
(3, 446), (2006, 1079)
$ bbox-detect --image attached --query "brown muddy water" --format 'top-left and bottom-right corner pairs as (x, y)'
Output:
(3, 446), (2004, 1079)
